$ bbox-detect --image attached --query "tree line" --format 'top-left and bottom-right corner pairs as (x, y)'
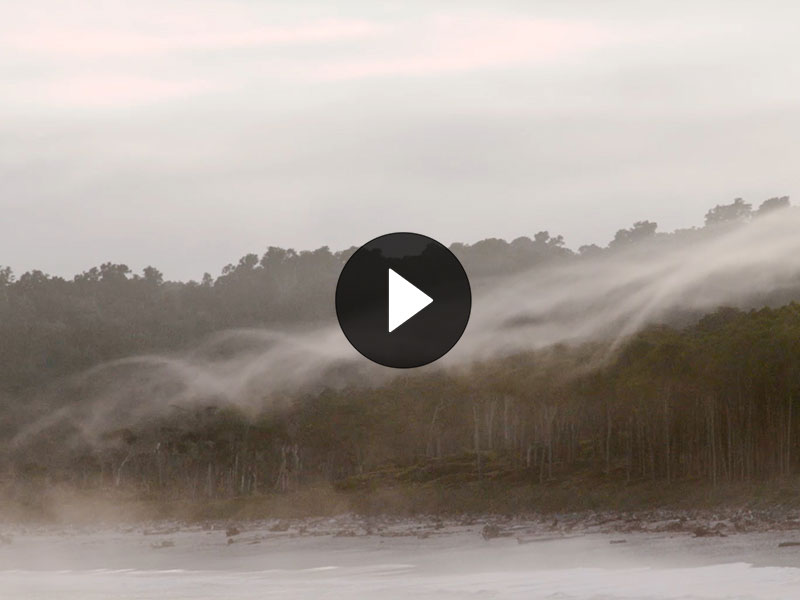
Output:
(2, 195), (799, 503)
(0, 196), (788, 393)
(8, 303), (800, 499)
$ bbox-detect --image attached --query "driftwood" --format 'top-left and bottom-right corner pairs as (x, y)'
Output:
(516, 534), (583, 545)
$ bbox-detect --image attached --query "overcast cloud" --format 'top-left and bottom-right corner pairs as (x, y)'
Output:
(2, 0), (800, 280)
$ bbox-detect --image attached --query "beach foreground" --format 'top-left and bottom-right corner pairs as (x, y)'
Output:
(2, 515), (800, 599)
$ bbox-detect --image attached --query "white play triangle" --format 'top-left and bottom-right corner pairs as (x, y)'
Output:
(388, 269), (433, 332)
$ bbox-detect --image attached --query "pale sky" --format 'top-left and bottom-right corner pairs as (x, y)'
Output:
(2, 0), (800, 280)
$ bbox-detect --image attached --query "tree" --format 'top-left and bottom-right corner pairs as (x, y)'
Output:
(578, 244), (602, 257)
(99, 263), (131, 282)
(143, 266), (163, 285)
(756, 196), (790, 217)
(609, 221), (657, 248)
(704, 198), (752, 226)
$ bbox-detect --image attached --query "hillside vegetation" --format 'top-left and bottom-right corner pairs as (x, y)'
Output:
(4, 196), (800, 518)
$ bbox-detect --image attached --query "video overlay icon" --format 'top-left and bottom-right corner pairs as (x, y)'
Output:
(335, 232), (471, 369)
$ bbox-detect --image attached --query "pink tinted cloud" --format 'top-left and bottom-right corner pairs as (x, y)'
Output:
(2, 12), (623, 109)
(312, 16), (616, 80)
(2, 18), (382, 57)
(31, 76), (212, 108)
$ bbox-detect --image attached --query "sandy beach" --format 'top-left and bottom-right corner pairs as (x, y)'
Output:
(3, 514), (800, 599)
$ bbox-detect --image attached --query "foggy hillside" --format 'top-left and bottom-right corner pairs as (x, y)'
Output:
(4, 195), (800, 518)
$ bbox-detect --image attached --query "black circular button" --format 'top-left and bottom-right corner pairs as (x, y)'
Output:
(336, 232), (471, 368)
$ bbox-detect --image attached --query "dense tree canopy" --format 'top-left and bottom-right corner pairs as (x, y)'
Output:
(3, 196), (800, 506)
(0, 196), (792, 393)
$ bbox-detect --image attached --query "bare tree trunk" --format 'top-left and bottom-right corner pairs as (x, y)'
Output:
(526, 443), (532, 469)
(155, 443), (163, 489)
(115, 452), (133, 487)
(426, 401), (444, 458)
(473, 402), (482, 479)
(539, 444), (546, 483)
(787, 394), (793, 477)
(605, 400), (612, 474)
(626, 417), (633, 483)
(485, 400), (496, 451)
(503, 397), (512, 451)
(291, 444), (301, 488)
(664, 389), (671, 483)
(709, 398), (717, 486)
(275, 446), (288, 492)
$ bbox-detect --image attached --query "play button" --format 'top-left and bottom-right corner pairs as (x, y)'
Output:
(336, 232), (471, 368)
(388, 269), (432, 332)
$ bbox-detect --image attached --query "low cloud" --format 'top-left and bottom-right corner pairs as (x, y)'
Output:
(12, 209), (800, 446)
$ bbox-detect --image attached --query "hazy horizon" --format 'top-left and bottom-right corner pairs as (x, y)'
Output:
(4, 0), (800, 280)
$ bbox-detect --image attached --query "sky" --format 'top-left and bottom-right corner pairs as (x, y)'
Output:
(2, 0), (800, 281)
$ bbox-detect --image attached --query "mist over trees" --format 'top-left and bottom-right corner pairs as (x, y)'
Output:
(2, 196), (800, 509)
(0, 196), (790, 393)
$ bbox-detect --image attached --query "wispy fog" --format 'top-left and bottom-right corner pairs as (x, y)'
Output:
(11, 208), (800, 444)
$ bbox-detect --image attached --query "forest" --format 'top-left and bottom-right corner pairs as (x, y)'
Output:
(3, 195), (800, 516)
